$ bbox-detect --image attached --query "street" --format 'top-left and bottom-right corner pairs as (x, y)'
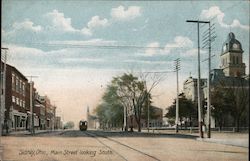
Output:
(1, 130), (248, 161)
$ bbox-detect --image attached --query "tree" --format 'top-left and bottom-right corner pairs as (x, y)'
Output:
(211, 77), (249, 132)
(95, 72), (163, 132)
(64, 121), (74, 129)
(210, 86), (231, 130)
(165, 94), (197, 129)
(113, 72), (162, 132)
(221, 78), (249, 132)
(94, 83), (124, 129)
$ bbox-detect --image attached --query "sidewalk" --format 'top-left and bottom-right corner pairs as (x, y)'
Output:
(6, 129), (64, 136)
(197, 137), (249, 148)
(142, 129), (249, 148)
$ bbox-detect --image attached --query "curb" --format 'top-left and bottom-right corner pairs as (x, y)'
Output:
(196, 138), (249, 148)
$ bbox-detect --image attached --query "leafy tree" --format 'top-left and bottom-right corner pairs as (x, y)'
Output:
(64, 121), (74, 129)
(165, 94), (197, 128)
(221, 78), (249, 132)
(95, 72), (162, 132)
(94, 83), (123, 129)
(112, 73), (146, 132)
(210, 86), (231, 130)
(113, 73), (161, 132)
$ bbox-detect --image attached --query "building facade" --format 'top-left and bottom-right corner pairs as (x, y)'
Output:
(4, 64), (30, 132)
(183, 32), (249, 128)
(40, 96), (56, 130)
(1, 62), (59, 133)
(183, 77), (207, 103)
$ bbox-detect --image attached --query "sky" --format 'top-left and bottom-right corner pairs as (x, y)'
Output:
(2, 0), (249, 125)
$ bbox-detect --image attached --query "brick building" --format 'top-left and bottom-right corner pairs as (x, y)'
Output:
(40, 96), (56, 130)
(3, 63), (30, 131)
(1, 62), (58, 133)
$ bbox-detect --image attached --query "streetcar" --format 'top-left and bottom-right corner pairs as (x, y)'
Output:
(79, 120), (88, 131)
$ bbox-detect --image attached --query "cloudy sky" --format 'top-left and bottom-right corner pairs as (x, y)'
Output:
(2, 0), (249, 125)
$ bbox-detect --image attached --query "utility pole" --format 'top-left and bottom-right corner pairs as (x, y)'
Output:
(202, 22), (216, 138)
(186, 20), (209, 138)
(207, 23), (212, 138)
(144, 81), (150, 133)
(123, 105), (127, 131)
(26, 76), (38, 135)
(0, 48), (8, 140)
(174, 58), (180, 133)
(147, 91), (149, 133)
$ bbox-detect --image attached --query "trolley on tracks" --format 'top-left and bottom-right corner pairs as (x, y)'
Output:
(79, 120), (88, 131)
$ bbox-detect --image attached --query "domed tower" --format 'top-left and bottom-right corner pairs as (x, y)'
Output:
(220, 32), (246, 77)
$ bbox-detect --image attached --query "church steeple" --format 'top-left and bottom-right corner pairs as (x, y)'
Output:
(220, 32), (246, 77)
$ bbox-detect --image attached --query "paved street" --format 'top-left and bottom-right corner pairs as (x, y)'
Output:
(0, 130), (248, 161)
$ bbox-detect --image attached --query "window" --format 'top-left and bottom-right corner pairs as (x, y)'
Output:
(236, 57), (239, 64)
(12, 74), (15, 91)
(12, 96), (15, 103)
(19, 80), (22, 93)
(20, 100), (22, 107)
(233, 56), (235, 64)
(23, 101), (25, 108)
(16, 98), (19, 106)
(16, 77), (19, 92)
(23, 83), (25, 96)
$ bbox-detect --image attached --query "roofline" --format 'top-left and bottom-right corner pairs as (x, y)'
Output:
(5, 63), (28, 81)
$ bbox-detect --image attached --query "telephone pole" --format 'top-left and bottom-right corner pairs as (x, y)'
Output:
(186, 20), (209, 138)
(202, 22), (216, 138)
(26, 76), (38, 135)
(0, 48), (8, 138)
(144, 81), (150, 133)
(174, 58), (180, 133)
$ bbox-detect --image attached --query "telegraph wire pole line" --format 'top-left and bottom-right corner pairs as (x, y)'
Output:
(202, 22), (216, 138)
(186, 20), (209, 138)
(0, 48), (8, 151)
(26, 76), (38, 135)
(174, 58), (180, 133)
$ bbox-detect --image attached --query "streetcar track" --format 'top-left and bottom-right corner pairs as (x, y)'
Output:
(85, 131), (161, 161)
(85, 131), (128, 161)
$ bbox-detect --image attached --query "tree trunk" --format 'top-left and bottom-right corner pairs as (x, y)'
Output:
(219, 119), (222, 132)
(180, 118), (182, 130)
(138, 117), (141, 132)
(235, 117), (240, 132)
(130, 116), (134, 132)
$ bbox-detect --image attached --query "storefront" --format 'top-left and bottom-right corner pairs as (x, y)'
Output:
(11, 109), (27, 131)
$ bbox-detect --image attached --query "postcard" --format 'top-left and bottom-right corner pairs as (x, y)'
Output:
(1, 0), (249, 161)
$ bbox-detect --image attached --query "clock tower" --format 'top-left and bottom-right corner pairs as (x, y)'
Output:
(220, 32), (246, 77)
